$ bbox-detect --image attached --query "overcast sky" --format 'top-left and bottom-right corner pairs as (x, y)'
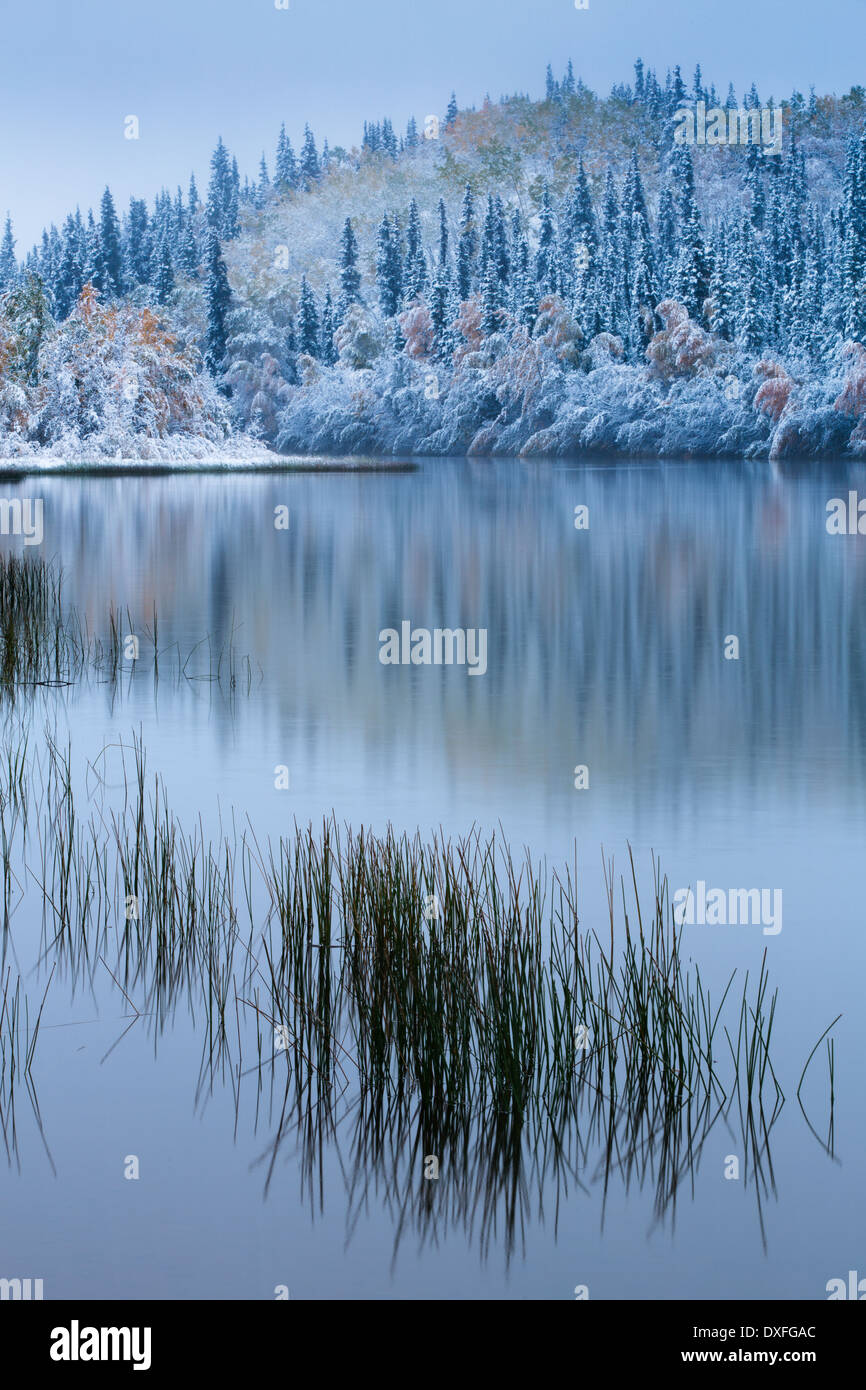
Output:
(1, 0), (864, 251)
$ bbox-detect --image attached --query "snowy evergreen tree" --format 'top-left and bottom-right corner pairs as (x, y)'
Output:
(404, 198), (427, 299)
(430, 261), (453, 360)
(320, 287), (337, 364)
(339, 217), (361, 314)
(54, 214), (84, 318)
(438, 198), (449, 268)
(0, 216), (17, 290)
(671, 148), (710, 317)
(275, 124), (298, 191)
(481, 258), (502, 335)
(153, 233), (175, 305)
(204, 230), (232, 375)
(207, 138), (237, 238)
(257, 154), (270, 207)
(2, 274), (53, 382)
(569, 159), (598, 260)
(535, 184), (558, 295)
(376, 215), (403, 317)
(298, 275), (320, 355)
(124, 198), (152, 287)
(456, 184), (477, 300)
(707, 240), (735, 340)
(629, 212), (658, 352)
(95, 187), (124, 297)
(81, 210), (101, 289)
(226, 158), (240, 238)
(282, 308), (299, 384)
(737, 217), (768, 351)
(300, 126), (320, 187)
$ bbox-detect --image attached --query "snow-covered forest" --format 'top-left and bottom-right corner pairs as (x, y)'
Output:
(2, 59), (866, 461)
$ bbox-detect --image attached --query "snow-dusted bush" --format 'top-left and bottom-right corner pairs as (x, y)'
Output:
(533, 294), (583, 366)
(0, 282), (237, 457)
(646, 300), (719, 381)
(32, 286), (229, 449)
(753, 359), (795, 422)
(334, 304), (383, 368)
(834, 341), (866, 446)
(224, 351), (291, 440)
(398, 302), (434, 360)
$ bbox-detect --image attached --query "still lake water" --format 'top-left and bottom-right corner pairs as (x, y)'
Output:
(2, 455), (865, 1300)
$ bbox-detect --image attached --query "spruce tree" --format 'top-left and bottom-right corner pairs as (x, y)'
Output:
(204, 230), (232, 375)
(339, 217), (361, 313)
(493, 196), (510, 282)
(0, 215), (17, 289)
(283, 309), (299, 383)
(569, 159), (598, 258)
(745, 145), (766, 230)
(381, 119), (398, 158)
(298, 275), (320, 355)
(438, 198), (449, 267)
(275, 124), (298, 191)
(154, 234), (175, 305)
(178, 217), (199, 278)
(430, 261), (452, 359)
(3, 274), (53, 381)
(124, 198), (152, 287)
(207, 138), (235, 236)
(456, 185), (477, 300)
(300, 126), (320, 186)
(481, 259), (502, 335)
(82, 210), (101, 290)
(535, 184), (558, 295)
(708, 241), (735, 339)
(656, 185), (678, 280)
(404, 199), (427, 299)
(226, 158), (240, 238)
(376, 215), (402, 317)
(737, 216), (767, 350)
(97, 187), (124, 297)
(671, 148), (710, 316)
(320, 287), (337, 364)
(519, 267), (538, 332)
(258, 154), (270, 205)
(629, 213), (658, 350)
(54, 214), (83, 318)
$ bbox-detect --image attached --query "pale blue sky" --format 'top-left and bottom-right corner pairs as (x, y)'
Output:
(1, 0), (864, 250)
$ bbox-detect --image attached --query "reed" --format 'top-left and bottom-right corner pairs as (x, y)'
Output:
(13, 721), (837, 1142)
(0, 552), (258, 701)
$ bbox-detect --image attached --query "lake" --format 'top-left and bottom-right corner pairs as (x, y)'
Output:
(1, 454), (863, 1300)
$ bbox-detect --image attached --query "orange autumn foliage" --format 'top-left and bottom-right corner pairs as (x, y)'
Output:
(753, 359), (795, 422)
